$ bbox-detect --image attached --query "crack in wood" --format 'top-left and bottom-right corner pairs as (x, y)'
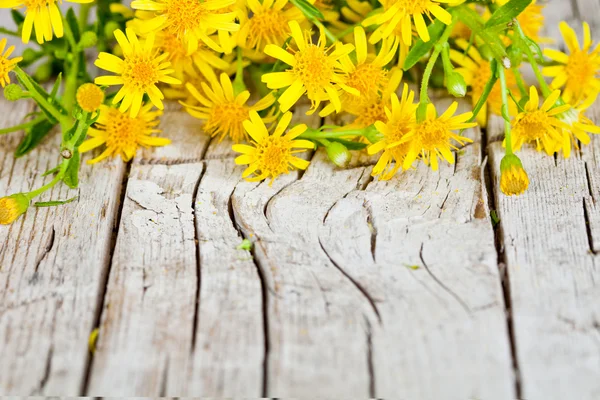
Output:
(365, 316), (376, 398)
(190, 163), (207, 353)
(31, 226), (56, 282)
(159, 355), (169, 397)
(419, 243), (471, 314)
(583, 198), (597, 255)
(80, 159), (132, 395)
(318, 237), (382, 324)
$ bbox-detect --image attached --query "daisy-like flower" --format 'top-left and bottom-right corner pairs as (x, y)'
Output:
(233, 110), (314, 183)
(320, 26), (398, 117)
(367, 84), (418, 180)
(94, 28), (181, 118)
(450, 39), (517, 127)
(262, 20), (357, 114)
(0, 38), (22, 87)
(400, 101), (476, 171)
(79, 104), (170, 164)
(510, 87), (570, 155)
(182, 72), (276, 143)
(237, 0), (304, 53)
(543, 22), (600, 104)
(363, 0), (459, 47)
(0, 0), (93, 44)
(556, 94), (600, 158)
(130, 0), (239, 54)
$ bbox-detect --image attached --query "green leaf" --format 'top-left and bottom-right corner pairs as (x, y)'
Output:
(15, 119), (56, 158)
(34, 196), (79, 207)
(490, 210), (500, 227)
(50, 72), (62, 100)
(11, 10), (24, 25)
(289, 0), (325, 20)
(485, 0), (532, 29)
(329, 138), (368, 150)
(63, 151), (81, 189)
(66, 8), (81, 42)
(15, 73), (67, 124)
(403, 20), (445, 70)
(42, 166), (60, 177)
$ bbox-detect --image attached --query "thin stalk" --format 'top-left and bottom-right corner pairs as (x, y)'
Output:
(498, 67), (513, 155)
(13, 66), (69, 125)
(300, 129), (364, 139)
(78, 3), (92, 31)
(512, 67), (527, 96)
(25, 162), (67, 200)
(419, 20), (456, 106)
(514, 22), (552, 97)
(0, 115), (45, 135)
(62, 16), (81, 116)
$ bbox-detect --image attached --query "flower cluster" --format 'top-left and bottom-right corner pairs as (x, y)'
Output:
(0, 0), (600, 224)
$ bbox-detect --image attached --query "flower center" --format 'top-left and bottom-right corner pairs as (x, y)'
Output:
(346, 63), (388, 97)
(565, 50), (598, 86)
(122, 55), (160, 91)
(354, 99), (387, 127)
(416, 119), (449, 149)
(386, 0), (430, 14)
(159, 32), (188, 62)
(247, 9), (290, 49)
(164, 0), (207, 36)
(206, 102), (249, 141)
(23, 0), (53, 10)
(257, 137), (292, 176)
(104, 109), (142, 149)
(292, 44), (335, 95)
(514, 110), (554, 140)
(76, 83), (104, 112)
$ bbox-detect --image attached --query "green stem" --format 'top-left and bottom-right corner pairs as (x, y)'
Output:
(514, 22), (552, 97)
(314, 20), (337, 44)
(512, 67), (527, 96)
(25, 162), (67, 200)
(78, 3), (92, 31)
(62, 16), (81, 117)
(13, 66), (69, 126)
(0, 27), (20, 37)
(419, 20), (456, 107)
(0, 115), (45, 135)
(64, 113), (89, 151)
(460, 61), (498, 133)
(498, 67), (513, 155)
(300, 129), (364, 140)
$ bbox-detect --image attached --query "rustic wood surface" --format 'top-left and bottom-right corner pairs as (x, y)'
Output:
(1, 0), (600, 397)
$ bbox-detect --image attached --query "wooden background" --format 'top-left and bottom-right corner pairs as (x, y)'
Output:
(1, 0), (600, 397)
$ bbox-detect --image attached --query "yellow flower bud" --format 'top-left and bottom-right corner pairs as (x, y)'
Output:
(500, 154), (529, 196)
(76, 83), (104, 113)
(0, 193), (30, 224)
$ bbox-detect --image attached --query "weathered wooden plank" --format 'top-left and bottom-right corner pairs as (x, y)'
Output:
(317, 100), (515, 398)
(0, 98), (126, 395)
(183, 158), (265, 396)
(86, 162), (203, 395)
(489, 132), (600, 399)
(231, 149), (378, 397)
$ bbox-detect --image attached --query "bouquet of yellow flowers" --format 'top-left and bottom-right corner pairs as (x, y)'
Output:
(1, 0), (599, 224)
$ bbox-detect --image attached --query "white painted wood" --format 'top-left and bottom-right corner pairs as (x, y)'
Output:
(318, 100), (514, 399)
(0, 98), (126, 395)
(87, 162), (203, 396)
(183, 158), (264, 397)
(489, 123), (600, 399)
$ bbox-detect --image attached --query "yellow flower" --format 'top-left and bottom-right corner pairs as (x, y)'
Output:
(557, 94), (600, 158)
(499, 154), (529, 196)
(237, 0), (304, 52)
(79, 103), (170, 163)
(367, 84), (418, 180)
(130, 0), (239, 54)
(450, 39), (517, 127)
(401, 101), (476, 171)
(94, 28), (181, 118)
(364, 0), (459, 47)
(0, 0), (93, 44)
(262, 20), (357, 114)
(0, 38), (21, 88)
(543, 22), (600, 104)
(76, 83), (104, 113)
(511, 87), (570, 155)
(0, 193), (29, 225)
(182, 72), (276, 143)
(320, 26), (399, 117)
(233, 110), (314, 183)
